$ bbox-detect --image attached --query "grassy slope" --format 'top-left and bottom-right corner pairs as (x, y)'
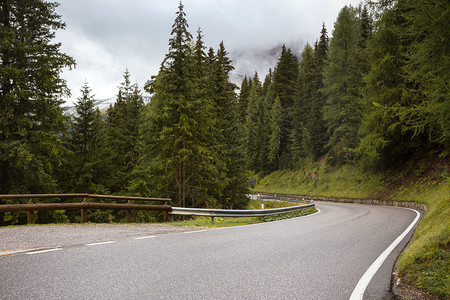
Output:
(254, 156), (449, 298)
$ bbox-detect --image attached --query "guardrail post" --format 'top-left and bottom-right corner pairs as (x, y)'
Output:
(126, 210), (131, 223)
(27, 211), (35, 224)
(163, 211), (168, 222)
(81, 209), (87, 223)
(27, 199), (34, 224)
(211, 216), (215, 224)
(81, 198), (87, 223)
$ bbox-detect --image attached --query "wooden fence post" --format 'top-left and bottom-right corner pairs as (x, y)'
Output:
(27, 199), (34, 224)
(81, 197), (87, 223)
(81, 209), (87, 223)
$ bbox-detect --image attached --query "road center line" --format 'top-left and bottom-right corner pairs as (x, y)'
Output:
(86, 241), (116, 246)
(26, 248), (62, 255)
(133, 236), (156, 240)
(349, 208), (420, 300)
(184, 230), (207, 234)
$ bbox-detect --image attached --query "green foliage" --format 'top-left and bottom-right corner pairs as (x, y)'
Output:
(63, 82), (106, 193)
(135, 5), (248, 209)
(268, 96), (283, 170)
(272, 45), (299, 169)
(0, 0), (75, 197)
(323, 5), (365, 165)
(245, 83), (270, 172)
(238, 76), (251, 124)
(104, 70), (144, 193)
(400, 0), (449, 148)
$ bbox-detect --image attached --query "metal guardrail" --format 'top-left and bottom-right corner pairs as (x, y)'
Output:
(0, 194), (172, 224)
(169, 202), (315, 223)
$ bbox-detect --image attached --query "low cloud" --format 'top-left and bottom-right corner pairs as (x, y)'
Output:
(55, 0), (362, 104)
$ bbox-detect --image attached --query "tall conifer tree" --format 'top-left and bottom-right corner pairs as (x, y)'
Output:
(104, 70), (144, 193)
(210, 42), (249, 208)
(69, 82), (105, 193)
(322, 6), (363, 165)
(0, 0), (75, 198)
(238, 76), (251, 124)
(272, 45), (298, 169)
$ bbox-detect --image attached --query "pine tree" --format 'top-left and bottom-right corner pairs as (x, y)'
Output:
(322, 6), (363, 165)
(268, 96), (283, 170)
(245, 84), (269, 172)
(272, 45), (299, 169)
(0, 0), (75, 199)
(291, 44), (315, 165)
(69, 82), (105, 193)
(358, 0), (447, 167)
(308, 24), (330, 160)
(262, 68), (273, 97)
(238, 76), (251, 124)
(399, 0), (448, 150)
(141, 3), (235, 208)
(104, 70), (144, 193)
(210, 41), (249, 208)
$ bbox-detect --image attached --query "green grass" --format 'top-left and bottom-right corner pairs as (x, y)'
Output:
(253, 159), (449, 298)
(393, 182), (449, 297)
(255, 164), (384, 199)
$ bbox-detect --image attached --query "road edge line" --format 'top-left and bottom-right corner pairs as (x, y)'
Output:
(349, 208), (420, 300)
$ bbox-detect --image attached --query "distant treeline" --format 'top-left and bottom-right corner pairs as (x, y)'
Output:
(0, 0), (447, 224)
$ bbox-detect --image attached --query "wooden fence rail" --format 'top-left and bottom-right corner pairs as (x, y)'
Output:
(0, 194), (172, 224)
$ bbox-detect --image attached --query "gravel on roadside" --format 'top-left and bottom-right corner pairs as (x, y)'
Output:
(0, 224), (204, 251)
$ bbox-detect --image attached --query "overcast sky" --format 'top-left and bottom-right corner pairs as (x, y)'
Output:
(55, 0), (363, 106)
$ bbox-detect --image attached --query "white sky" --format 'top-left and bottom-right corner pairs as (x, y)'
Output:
(55, 0), (364, 105)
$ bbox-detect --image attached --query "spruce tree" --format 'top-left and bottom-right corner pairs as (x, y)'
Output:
(238, 76), (251, 124)
(104, 70), (144, 193)
(358, 0), (447, 167)
(272, 45), (299, 169)
(262, 68), (273, 97)
(141, 3), (234, 208)
(399, 0), (448, 150)
(0, 0), (75, 198)
(69, 82), (105, 193)
(308, 24), (330, 160)
(268, 96), (283, 170)
(291, 43), (315, 165)
(245, 83), (269, 172)
(322, 6), (363, 165)
(210, 42), (249, 208)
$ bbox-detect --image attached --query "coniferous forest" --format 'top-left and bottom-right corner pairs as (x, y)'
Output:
(1, 0), (448, 225)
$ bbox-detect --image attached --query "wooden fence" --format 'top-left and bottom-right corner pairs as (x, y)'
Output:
(0, 194), (172, 224)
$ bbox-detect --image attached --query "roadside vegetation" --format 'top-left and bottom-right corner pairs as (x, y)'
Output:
(253, 154), (449, 298)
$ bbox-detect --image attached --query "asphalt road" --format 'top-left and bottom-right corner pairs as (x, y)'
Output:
(0, 202), (419, 300)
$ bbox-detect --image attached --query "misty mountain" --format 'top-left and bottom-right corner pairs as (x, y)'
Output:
(229, 40), (306, 85)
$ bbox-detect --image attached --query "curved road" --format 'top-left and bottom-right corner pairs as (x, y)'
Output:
(0, 202), (419, 299)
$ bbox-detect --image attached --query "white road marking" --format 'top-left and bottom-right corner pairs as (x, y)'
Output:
(85, 241), (116, 246)
(183, 230), (207, 234)
(349, 208), (420, 300)
(26, 248), (62, 255)
(133, 236), (156, 240)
